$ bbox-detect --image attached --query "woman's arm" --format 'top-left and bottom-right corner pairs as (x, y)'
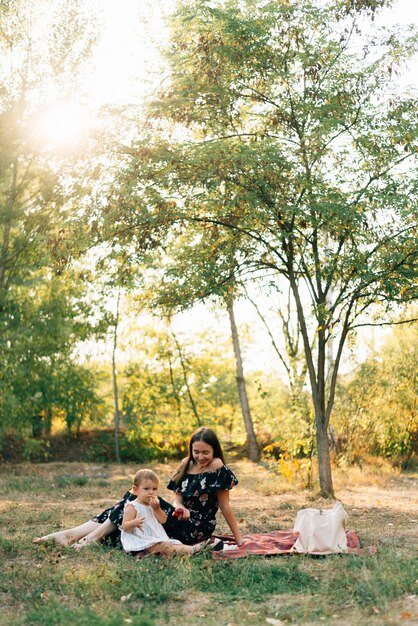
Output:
(172, 494), (191, 520)
(121, 504), (144, 533)
(217, 490), (243, 546)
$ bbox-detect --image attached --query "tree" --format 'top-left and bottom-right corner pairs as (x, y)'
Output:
(110, 0), (418, 496)
(0, 0), (104, 441)
(226, 290), (260, 461)
(0, 273), (105, 437)
(53, 360), (106, 435)
(0, 0), (96, 301)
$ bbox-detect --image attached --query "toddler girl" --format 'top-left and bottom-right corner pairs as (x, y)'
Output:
(121, 469), (216, 557)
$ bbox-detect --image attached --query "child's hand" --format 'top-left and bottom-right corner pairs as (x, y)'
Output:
(149, 497), (160, 510)
(134, 514), (145, 528)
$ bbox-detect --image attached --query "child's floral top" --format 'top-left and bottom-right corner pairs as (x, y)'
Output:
(165, 465), (238, 545)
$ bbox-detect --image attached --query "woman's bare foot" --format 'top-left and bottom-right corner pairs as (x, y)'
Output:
(190, 538), (224, 554)
(72, 529), (104, 550)
(72, 537), (92, 550)
(33, 532), (70, 546)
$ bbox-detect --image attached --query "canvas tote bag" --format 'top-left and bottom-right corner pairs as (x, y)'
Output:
(292, 501), (348, 555)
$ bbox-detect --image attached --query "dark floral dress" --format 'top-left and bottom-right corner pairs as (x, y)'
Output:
(165, 465), (238, 545)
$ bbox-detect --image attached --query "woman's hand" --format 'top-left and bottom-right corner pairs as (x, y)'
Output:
(217, 489), (242, 546)
(236, 537), (248, 547)
(173, 505), (190, 521)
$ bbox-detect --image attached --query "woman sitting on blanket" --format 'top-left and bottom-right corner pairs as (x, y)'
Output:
(34, 427), (244, 549)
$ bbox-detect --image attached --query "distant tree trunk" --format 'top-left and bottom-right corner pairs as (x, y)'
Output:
(226, 293), (260, 462)
(167, 349), (182, 421)
(112, 286), (122, 464)
(170, 326), (201, 427)
(0, 220), (11, 292)
(31, 414), (43, 438)
(0, 159), (16, 293)
(44, 407), (53, 435)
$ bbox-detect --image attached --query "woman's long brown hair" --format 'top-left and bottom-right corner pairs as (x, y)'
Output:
(171, 427), (225, 484)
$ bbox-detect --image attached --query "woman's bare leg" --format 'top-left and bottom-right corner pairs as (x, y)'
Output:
(33, 520), (100, 546)
(73, 518), (116, 549)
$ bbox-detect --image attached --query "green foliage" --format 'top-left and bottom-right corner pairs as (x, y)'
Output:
(53, 361), (107, 434)
(121, 324), (244, 454)
(0, 280), (107, 438)
(0, 2), (109, 440)
(23, 438), (50, 462)
(333, 321), (418, 465)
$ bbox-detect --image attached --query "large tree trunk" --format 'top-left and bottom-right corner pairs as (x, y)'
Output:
(289, 272), (335, 497)
(315, 411), (334, 497)
(226, 293), (260, 462)
(310, 337), (335, 498)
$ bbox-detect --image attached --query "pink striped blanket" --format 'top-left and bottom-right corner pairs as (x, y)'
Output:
(212, 530), (375, 559)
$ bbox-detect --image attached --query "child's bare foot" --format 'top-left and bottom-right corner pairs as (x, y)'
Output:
(33, 532), (70, 547)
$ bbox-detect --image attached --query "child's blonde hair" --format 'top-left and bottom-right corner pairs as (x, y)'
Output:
(133, 469), (159, 487)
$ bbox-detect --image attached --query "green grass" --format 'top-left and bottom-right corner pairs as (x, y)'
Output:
(25, 608), (154, 626)
(1, 461), (417, 625)
(2, 546), (416, 626)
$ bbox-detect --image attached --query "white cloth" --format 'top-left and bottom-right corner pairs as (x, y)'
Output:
(292, 501), (348, 555)
(120, 500), (182, 552)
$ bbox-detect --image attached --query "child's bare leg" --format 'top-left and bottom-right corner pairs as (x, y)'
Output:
(145, 541), (191, 557)
(145, 540), (209, 558)
(73, 519), (116, 549)
(33, 520), (100, 546)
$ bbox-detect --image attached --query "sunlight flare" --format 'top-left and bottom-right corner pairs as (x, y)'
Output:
(34, 101), (91, 149)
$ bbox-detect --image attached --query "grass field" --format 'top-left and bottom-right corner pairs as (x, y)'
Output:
(0, 459), (417, 626)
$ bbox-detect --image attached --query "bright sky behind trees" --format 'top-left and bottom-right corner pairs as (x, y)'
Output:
(32, 0), (418, 375)
(37, 0), (418, 147)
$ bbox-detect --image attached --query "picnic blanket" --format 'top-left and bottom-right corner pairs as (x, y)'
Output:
(212, 529), (375, 559)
